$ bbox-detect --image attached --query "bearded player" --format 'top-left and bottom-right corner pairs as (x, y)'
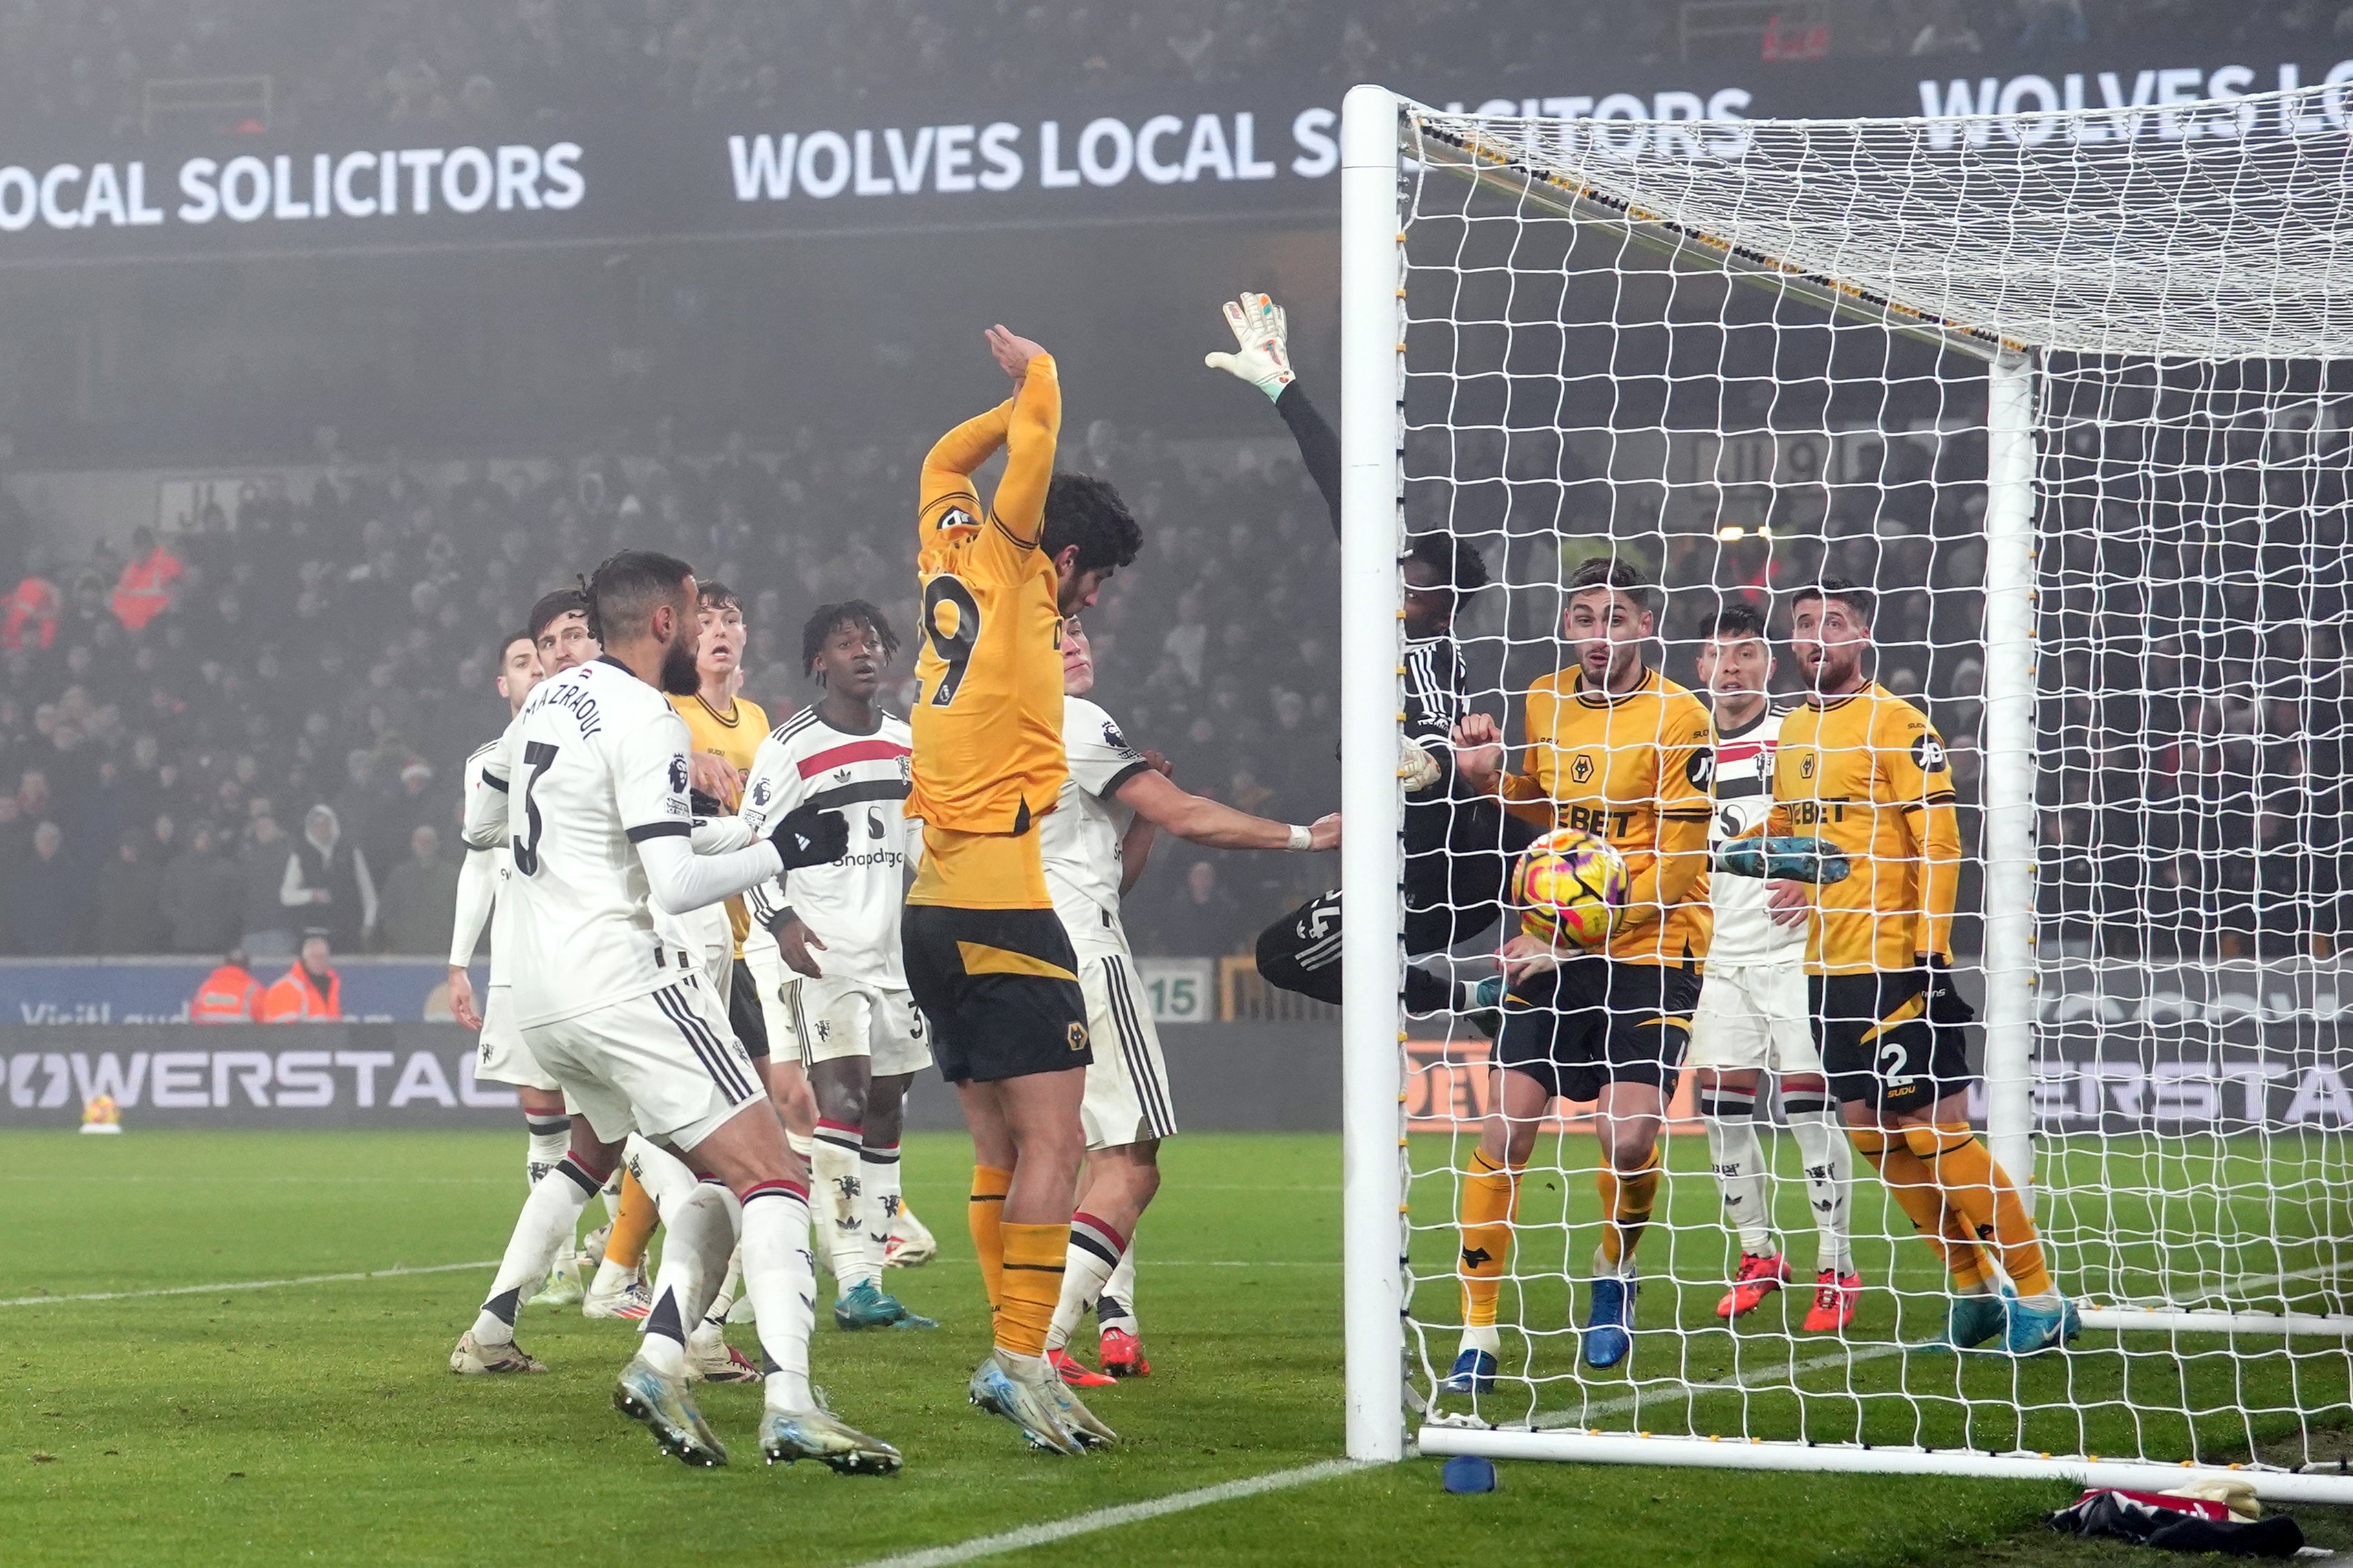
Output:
(451, 549), (893, 1470)
(1039, 620), (1339, 1387)
(738, 599), (935, 1333)
(1763, 580), (2073, 1354)
(1688, 603), (1858, 1332)
(905, 326), (1135, 1454)
(1448, 558), (1714, 1387)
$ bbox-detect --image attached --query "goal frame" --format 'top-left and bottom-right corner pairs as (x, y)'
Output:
(1334, 82), (2353, 1499)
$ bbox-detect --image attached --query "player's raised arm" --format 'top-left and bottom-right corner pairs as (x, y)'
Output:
(982, 325), (1060, 550)
(918, 337), (1017, 540)
(1204, 292), (1339, 533)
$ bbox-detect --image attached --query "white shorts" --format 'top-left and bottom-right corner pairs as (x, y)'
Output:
(743, 944), (799, 1077)
(780, 973), (933, 1078)
(519, 976), (765, 1150)
(475, 984), (561, 1093)
(1079, 951), (1176, 1150)
(1687, 963), (1823, 1075)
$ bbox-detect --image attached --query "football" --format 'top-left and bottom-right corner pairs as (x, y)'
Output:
(1510, 828), (1630, 949)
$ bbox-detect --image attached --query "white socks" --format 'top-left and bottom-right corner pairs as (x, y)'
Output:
(1045, 1214), (1127, 1355)
(473, 1155), (597, 1345)
(1701, 1082), (1858, 1278)
(640, 1183), (741, 1377)
(524, 1116), (570, 1189)
(812, 1119), (880, 1293)
(1782, 1090), (1854, 1276)
(1098, 1244), (1137, 1334)
(692, 1247), (745, 1346)
(861, 1142), (902, 1276)
(1701, 1082), (1775, 1258)
(740, 1182), (819, 1412)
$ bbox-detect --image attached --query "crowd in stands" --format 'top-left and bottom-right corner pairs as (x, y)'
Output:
(0, 389), (2333, 965)
(1, 0), (2330, 142)
(0, 416), (1350, 958)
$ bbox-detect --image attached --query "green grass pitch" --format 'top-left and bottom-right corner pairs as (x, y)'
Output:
(6, 1128), (2348, 1565)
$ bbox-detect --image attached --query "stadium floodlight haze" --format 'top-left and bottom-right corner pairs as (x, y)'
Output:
(1340, 81), (2353, 1496)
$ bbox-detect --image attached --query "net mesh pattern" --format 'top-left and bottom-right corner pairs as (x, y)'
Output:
(1392, 94), (2353, 1472)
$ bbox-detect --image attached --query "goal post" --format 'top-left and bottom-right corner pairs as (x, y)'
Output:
(1337, 80), (1408, 1465)
(1980, 350), (2039, 1204)
(1338, 83), (2353, 1496)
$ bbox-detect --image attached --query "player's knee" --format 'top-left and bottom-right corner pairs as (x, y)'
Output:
(1494, 1119), (1538, 1167)
(1254, 914), (1343, 1005)
(1596, 1119), (1659, 1173)
(817, 1073), (871, 1127)
(864, 1094), (905, 1145)
(1898, 1121), (1948, 1161)
(1126, 1150), (1163, 1203)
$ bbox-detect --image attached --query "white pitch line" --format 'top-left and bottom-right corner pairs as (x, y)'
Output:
(844, 1459), (1372, 1568)
(0, 1258), (497, 1309)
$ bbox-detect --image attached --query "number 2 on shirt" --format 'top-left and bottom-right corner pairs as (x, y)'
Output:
(511, 740), (559, 874)
(921, 575), (982, 707)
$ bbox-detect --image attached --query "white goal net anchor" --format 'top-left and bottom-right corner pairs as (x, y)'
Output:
(1336, 81), (2353, 1499)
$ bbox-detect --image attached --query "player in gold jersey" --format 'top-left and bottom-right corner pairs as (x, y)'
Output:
(905, 326), (1139, 1453)
(1449, 559), (1715, 1379)
(1763, 579), (2072, 1354)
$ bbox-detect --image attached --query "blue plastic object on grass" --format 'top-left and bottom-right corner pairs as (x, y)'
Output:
(1443, 1454), (1498, 1493)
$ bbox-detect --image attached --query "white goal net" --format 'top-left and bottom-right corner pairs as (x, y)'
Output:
(1335, 83), (2353, 1497)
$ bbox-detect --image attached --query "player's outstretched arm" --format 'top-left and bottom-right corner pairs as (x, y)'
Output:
(919, 353), (1016, 533)
(1205, 292), (1339, 533)
(1113, 766), (1338, 853)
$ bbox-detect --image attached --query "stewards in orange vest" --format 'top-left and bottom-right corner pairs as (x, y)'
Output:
(190, 951), (263, 1022)
(110, 527), (183, 633)
(261, 932), (343, 1023)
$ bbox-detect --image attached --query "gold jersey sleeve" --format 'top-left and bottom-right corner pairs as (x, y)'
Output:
(1769, 683), (1961, 974)
(907, 355), (1066, 906)
(671, 692), (770, 955)
(1501, 666), (1715, 965)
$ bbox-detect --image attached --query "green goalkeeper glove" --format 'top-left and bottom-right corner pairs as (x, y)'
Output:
(1204, 291), (1296, 401)
(1714, 835), (1851, 885)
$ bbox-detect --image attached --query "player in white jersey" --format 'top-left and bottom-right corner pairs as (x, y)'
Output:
(738, 600), (936, 1333)
(448, 550), (899, 1474)
(1688, 603), (1860, 1333)
(1038, 621), (1340, 1386)
(446, 621), (579, 1300)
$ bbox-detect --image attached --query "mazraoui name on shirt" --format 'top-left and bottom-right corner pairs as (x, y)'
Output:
(482, 657), (700, 1029)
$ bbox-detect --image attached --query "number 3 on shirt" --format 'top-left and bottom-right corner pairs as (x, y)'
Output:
(921, 576), (982, 707)
(511, 740), (559, 874)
